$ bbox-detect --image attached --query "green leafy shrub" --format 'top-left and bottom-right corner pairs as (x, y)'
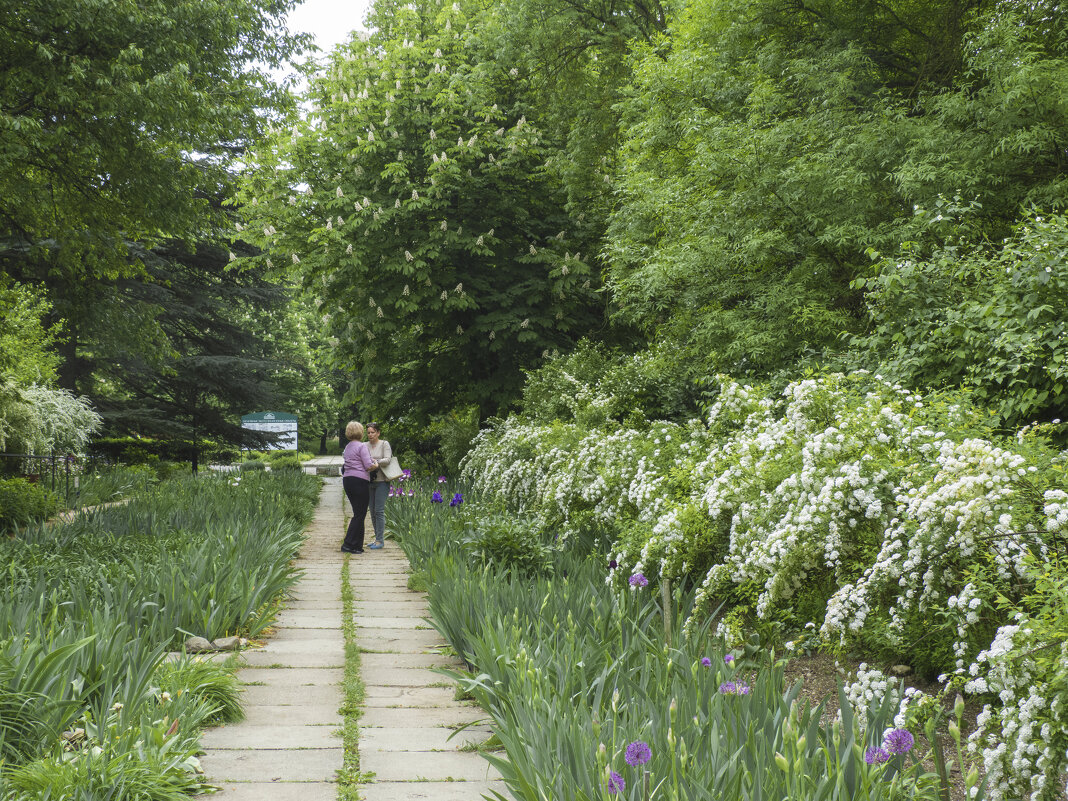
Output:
(393, 494), (971, 801)
(268, 455), (302, 472)
(462, 370), (1068, 795)
(152, 656), (243, 726)
(459, 512), (553, 578)
(0, 478), (58, 532)
(0, 470), (319, 787)
(239, 460), (266, 472)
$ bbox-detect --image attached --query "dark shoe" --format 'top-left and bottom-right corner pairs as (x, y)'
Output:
(341, 546), (359, 554)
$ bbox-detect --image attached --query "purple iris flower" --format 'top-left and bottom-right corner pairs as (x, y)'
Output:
(449, 492), (463, 507)
(700, 657), (712, 667)
(431, 491), (443, 503)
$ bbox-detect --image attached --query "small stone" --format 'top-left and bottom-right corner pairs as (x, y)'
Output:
(185, 636), (215, 653)
(890, 664), (912, 677)
(61, 728), (85, 750)
(212, 636), (242, 651)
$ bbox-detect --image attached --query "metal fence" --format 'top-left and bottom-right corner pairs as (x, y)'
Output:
(0, 452), (78, 501)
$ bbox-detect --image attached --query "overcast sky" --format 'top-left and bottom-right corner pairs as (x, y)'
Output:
(281, 0), (375, 77)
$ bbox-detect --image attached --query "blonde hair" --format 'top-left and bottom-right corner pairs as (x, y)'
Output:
(345, 421), (364, 441)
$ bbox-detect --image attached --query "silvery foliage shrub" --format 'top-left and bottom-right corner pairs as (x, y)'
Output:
(0, 383), (101, 453)
(463, 370), (1067, 800)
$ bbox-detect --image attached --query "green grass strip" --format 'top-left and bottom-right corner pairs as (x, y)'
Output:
(337, 554), (368, 799)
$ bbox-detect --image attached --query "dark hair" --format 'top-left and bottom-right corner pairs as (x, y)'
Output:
(367, 422), (381, 432)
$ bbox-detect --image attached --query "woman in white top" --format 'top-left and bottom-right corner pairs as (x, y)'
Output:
(366, 422), (393, 549)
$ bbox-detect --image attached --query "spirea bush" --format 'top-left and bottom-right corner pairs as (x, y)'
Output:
(462, 370), (1068, 800)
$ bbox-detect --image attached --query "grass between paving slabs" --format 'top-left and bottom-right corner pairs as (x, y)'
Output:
(337, 553), (371, 799)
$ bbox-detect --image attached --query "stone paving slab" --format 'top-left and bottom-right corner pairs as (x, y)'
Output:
(355, 629), (445, 651)
(359, 725), (494, 752)
(201, 723), (341, 749)
(362, 750), (502, 782)
(241, 650), (344, 669)
(352, 576), (411, 586)
(241, 705), (341, 727)
(360, 665), (447, 687)
(240, 683), (341, 707)
(358, 781), (507, 801)
(355, 616), (426, 629)
(360, 705), (489, 728)
(261, 628), (345, 643)
(196, 782), (336, 801)
(354, 589), (421, 601)
(362, 686), (459, 706)
(243, 637), (345, 655)
(354, 607), (429, 619)
(198, 747), (343, 782)
(273, 609), (342, 629)
(360, 652), (455, 670)
(287, 585), (342, 596)
(239, 667), (343, 686)
(285, 600), (344, 611)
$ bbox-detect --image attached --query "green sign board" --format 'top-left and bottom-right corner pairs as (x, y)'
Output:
(241, 411), (298, 450)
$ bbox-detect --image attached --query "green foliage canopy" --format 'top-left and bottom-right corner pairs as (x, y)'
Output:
(0, 0), (308, 279)
(850, 208), (1068, 426)
(237, 0), (603, 420)
(604, 0), (1068, 379)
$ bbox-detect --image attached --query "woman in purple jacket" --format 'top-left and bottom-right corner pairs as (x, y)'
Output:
(341, 421), (379, 554)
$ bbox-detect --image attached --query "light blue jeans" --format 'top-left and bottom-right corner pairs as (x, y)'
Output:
(369, 481), (389, 544)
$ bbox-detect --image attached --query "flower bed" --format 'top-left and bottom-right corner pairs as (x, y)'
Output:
(391, 484), (979, 801)
(0, 470), (320, 799)
(461, 371), (1068, 800)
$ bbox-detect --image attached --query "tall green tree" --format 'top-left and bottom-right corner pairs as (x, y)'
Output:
(238, 0), (603, 420)
(86, 242), (296, 470)
(605, 0), (1067, 379)
(474, 0), (674, 222)
(0, 0), (309, 388)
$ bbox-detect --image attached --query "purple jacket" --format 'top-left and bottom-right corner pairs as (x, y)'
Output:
(342, 439), (374, 479)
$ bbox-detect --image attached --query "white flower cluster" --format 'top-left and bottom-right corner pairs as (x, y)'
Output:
(965, 622), (1067, 801)
(462, 371), (1067, 797)
(841, 663), (899, 723)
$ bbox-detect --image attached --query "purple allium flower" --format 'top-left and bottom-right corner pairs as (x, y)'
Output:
(607, 770), (625, 795)
(719, 681), (751, 695)
(438, 475), (447, 482)
(608, 559), (618, 569)
(883, 729), (915, 755)
(865, 747), (891, 765)
(431, 491), (443, 503)
(700, 657), (712, 667)
(628, 573), (648, 587)
(624, 741), (652, 766)
(449, 492), (463, 507)
(724, 654), (734, 664)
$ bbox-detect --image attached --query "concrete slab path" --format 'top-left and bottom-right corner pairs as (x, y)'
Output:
(349, 487), (506, 801)
(197, 473), (507, 801)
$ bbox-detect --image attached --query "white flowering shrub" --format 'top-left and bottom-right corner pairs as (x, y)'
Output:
(0, 384), (102, 454)
(463, 370), (1068, 799)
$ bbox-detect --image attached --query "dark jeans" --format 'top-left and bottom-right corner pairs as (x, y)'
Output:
(342, 476), (369, 551)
